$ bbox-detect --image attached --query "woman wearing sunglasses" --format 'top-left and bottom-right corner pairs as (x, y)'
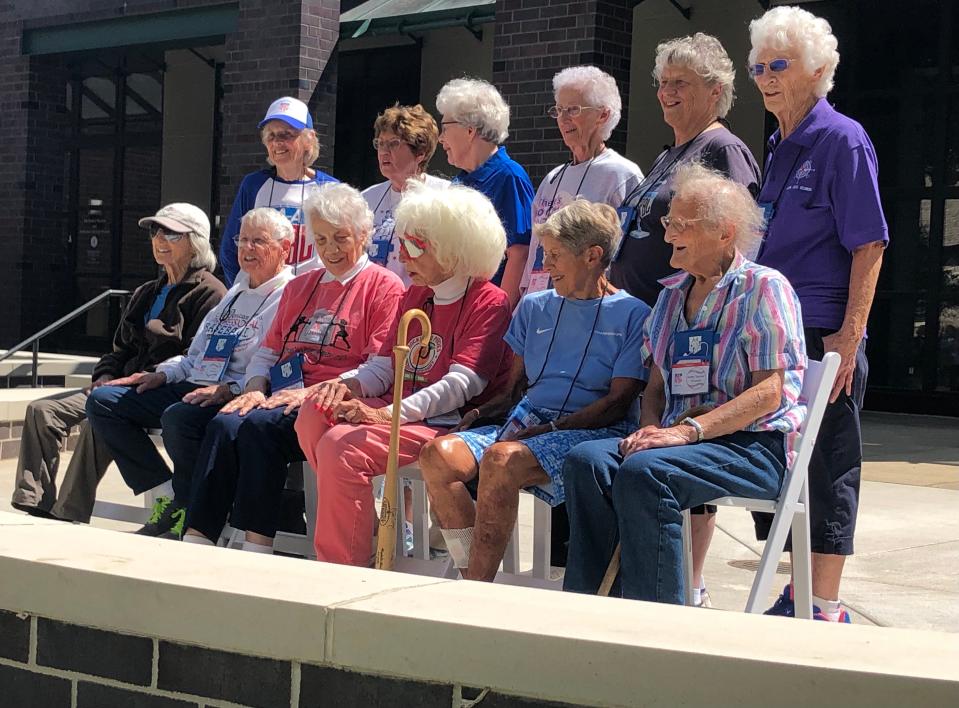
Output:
(181, 183), (405, 554)
(11, 203), (226, 523)
(363, 104), (449, 284)
(295, 182), (513, 567)
(748, 6), (887, 623)
(520, 66), (643, 300)
(419, 199), (651, 581)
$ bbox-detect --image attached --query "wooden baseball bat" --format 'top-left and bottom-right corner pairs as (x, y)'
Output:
(375, 308), (432, 571)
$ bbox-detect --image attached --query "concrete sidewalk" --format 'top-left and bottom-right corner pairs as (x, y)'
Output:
(2, 410), (957, 633)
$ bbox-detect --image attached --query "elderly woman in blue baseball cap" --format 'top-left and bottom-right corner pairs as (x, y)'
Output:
(219, 96), (338, 285)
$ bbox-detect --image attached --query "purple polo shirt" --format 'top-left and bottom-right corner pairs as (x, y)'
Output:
(757, 99), (888, 330)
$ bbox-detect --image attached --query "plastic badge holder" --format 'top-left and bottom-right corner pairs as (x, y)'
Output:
(497, 398), (549, 441)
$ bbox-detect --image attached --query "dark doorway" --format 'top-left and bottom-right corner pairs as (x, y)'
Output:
(334, 44), (422, 190)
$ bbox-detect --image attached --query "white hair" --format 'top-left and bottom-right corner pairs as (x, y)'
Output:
(552, 66), (622, 141)
(303, 182), (374, 248)
(653, 33), (737, 118)
(240, 207), (295, 243)
(435, 78), (510, 145)
(671, 162), (766, 259)
(188, 233), (216, 271)
(749, 5), (840, 97)
(394, 181), (506, 280)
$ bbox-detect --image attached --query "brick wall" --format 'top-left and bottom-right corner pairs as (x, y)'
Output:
(0, 611), (577, 708)
(217, 0), (339, 253)
(491, 0), (634, 185)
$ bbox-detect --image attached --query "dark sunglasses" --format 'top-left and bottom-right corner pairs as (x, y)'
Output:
(748, 58), (791, 77)
(150, 226), (187, 243)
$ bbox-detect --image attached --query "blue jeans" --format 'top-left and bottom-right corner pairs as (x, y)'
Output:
(562, 431), (786, 605)
(186, 407), (305, 542)
(85, 382), (218, 502)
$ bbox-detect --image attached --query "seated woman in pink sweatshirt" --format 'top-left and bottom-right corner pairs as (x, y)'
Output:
(296, 181), (512, 567)
(182, 183), (405, 553)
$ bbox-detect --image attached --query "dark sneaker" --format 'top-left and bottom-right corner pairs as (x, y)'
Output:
(136, 496), (186, 539)
(764, 582), (795, 617)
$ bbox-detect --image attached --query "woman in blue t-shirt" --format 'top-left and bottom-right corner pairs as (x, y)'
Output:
(419, 199), (651, 582)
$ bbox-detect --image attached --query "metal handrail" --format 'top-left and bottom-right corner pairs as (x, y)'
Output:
(0, 289), (130, 386)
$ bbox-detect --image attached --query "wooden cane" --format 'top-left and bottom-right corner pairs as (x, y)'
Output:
(597, 543), (621, 597)
(375, 308), (432, 571)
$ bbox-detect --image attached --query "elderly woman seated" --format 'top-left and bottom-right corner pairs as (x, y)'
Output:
(419, 200), (651, 581)
(10, 203), (225, 523)
(182, 183), (405, 553)
(295, 182), (512, 567)
(561, 163), (807, 604)
(84, 208), (295, 538)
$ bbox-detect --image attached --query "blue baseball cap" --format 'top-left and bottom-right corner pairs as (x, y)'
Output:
(258, 96), (313, 131)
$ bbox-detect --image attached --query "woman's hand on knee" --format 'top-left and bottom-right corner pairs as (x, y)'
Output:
(305, 379), (355, 414)
(108, 371), (165, 393)
(221, 390), (266, 416)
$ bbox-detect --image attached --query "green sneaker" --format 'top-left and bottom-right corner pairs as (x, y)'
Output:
(136, 496), (186, 539)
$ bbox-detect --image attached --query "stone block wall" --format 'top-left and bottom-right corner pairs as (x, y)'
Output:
(0, 611), (573, 708)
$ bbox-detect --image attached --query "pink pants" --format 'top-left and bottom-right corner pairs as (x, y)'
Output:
(294, 397), (445, 566)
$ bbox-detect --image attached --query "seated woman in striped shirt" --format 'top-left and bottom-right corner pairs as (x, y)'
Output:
(562, 162), (807, 605)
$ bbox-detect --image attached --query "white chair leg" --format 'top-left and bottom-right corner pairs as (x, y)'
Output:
(301, 462), (318, 560)
(531, 497), (552, 580)
(411, 479), (430, 561)
(681, 509), (695, 606)
(791, 485), (813, 620)
(502, 517), (520, 575)
(746, 506), (794, 614)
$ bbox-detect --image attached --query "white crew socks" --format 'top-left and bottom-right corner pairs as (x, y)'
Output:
(152, 480), (175, 499)
(813, 593), (842, 620)
(182, 534), (214, 546)
(692, 577), (707, 606)
(439, 527), (474, 569)
(241, 540), (274, 554)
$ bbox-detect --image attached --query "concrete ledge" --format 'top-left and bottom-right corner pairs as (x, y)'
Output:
(0, 513), (957, 707)
(0, 387), (82, 422)
(0, 351), (97, 379)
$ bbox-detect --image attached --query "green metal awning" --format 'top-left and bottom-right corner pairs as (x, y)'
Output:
(22, 4), (238, 56)
(340, 0), (495, 39)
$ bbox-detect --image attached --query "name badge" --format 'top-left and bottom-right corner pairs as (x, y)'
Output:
(195, 334), (238, 383)
(497, 398), (551, 442)
(616, 206), (635, 238)
(759, 201), (776, 225)
(528, 270), (551, 293)
(270, 353), (305, 392)
(671, 329), (714, 396)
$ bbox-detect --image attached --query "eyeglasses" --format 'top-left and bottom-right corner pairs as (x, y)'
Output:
(748, 58), (792, 77)
(372, 137), (404, 152)
(263, 129), (300, 143)
(439, 120), (462, 133)
(547, 105), (600, 119)
(661, 215), (705, 233)
(233, 236), (274, 249)
(150, 226), (187, 242)
(398, 233), (429, 259)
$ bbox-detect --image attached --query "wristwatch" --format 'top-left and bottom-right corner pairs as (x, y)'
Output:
(227, 381), (242, 396)
(680, 417), (705, 443)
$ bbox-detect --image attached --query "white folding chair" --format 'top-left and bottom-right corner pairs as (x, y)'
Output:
(680, 352), (840, 618)
(90, 428), (164, 524)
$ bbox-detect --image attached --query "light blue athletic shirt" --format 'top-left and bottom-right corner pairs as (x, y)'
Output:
(505, 289), (651, 413)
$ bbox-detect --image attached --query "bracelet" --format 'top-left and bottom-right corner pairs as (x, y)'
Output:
(680, 416), (705, 443)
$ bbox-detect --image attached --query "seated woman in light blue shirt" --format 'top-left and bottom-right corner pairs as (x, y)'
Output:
(419, 200), (651, 581)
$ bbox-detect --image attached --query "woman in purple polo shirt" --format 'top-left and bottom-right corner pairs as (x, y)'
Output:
(749, 6), (888, 623)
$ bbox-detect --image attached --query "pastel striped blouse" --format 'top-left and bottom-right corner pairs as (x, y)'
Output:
(641, 252), (807, 456)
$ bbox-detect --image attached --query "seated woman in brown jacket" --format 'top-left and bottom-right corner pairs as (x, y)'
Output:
(9, 203), (225, 522)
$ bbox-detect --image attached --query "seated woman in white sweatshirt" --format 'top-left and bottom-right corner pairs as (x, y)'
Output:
(84, 208), (295, 538)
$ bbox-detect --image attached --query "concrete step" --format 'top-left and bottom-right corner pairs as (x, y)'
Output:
(0, 387), (82, 423)
(0, 350), (97, 379)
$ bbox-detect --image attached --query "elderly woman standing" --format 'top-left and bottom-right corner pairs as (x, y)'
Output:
(436, 78), (534, 310)
(420, 200), (650, 581)
(520, 66), (643, 297)
(363, 104), (449, 284)
(219, 96), (337, 285)
(296, 182), (513, 567)
(613, 33), (761, 605)
(562, 164), (807, 606)
(84, 208), (295, 538)
(749, 6), (887, 623)
(183, 184), (405, 553)
(10, 204), (225, 523)
(613, 33), (760, 306)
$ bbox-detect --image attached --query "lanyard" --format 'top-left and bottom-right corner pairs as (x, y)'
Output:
(212, 284), (280, 338)
(621, 123), (717, 209)
(756, 141), (805, 259)
(408, 279), (471, 394)
(277, 270), (357, 363)
(544, 153), (597, 220)
(528, 292), (606, 415)
(670, 277), (735, 369)
(371, 184), (399, 251)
